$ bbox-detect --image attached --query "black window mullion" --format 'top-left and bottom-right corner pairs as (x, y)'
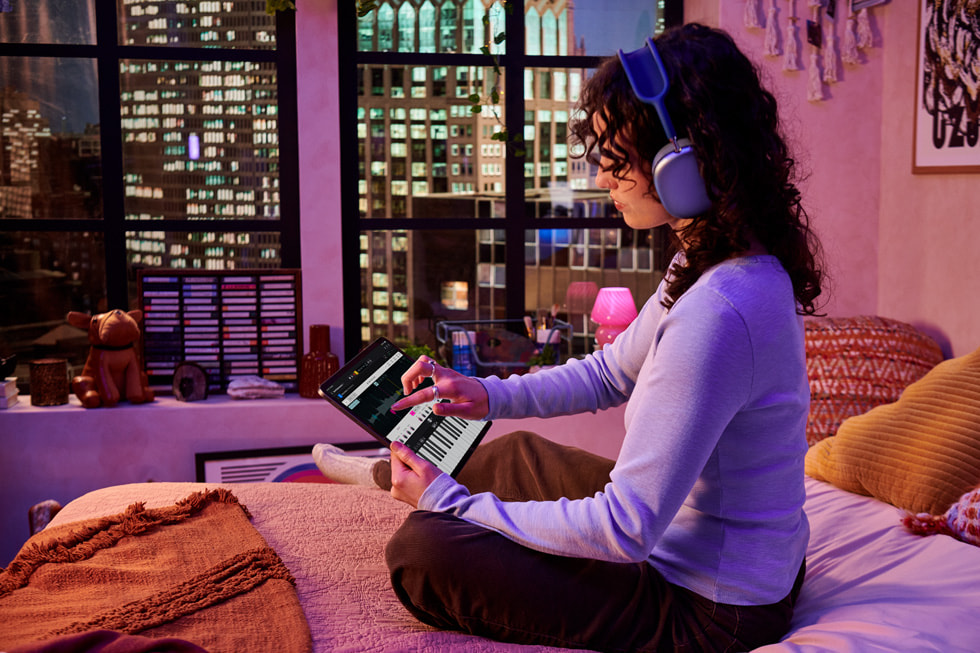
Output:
(339, 0), (363, 360)
(275, 9), (301, 268)
(95, 0), (128, 310)
(503, 0), (527, 322)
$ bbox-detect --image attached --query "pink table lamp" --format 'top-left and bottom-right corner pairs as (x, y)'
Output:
(591, 287), (638, 348)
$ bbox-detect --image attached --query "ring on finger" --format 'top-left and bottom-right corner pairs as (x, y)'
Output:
(425, 359), (436, 378)
(431, 385), (440, 401)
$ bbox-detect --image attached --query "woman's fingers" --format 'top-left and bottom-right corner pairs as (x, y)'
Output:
(392, 355), (490, 420)
(401, 355), (436, 395)
(391, 383), (440, 412)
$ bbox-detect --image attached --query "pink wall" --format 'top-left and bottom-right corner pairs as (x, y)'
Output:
(877, 3), (980, 358)
(297, 2), (978, 358)
(691, 1), (978, 357)
(690, 2), (884, 319)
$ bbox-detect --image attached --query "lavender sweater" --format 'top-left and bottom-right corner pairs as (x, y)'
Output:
(418, 255), (810, 605)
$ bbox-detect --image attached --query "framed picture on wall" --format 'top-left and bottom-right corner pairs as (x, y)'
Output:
(913, 0), (980, 173)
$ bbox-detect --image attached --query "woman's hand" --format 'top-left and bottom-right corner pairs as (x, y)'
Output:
(389, 441), (442, 508)
(391, 355), (490, 421)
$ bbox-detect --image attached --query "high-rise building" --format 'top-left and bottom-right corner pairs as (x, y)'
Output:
(118, 0), (282, 271)
(354, 0), (666, 355)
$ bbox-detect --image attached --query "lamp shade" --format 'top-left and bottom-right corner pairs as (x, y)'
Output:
(591, 287), (638, 348)
(591, 287), (637, 326)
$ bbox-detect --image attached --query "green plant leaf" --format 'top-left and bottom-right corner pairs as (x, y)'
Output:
(265, 0), (296, 15)
(356, 1), (378, 17)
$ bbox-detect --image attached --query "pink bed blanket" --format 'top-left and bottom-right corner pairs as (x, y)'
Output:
(37, 478), (980, 652)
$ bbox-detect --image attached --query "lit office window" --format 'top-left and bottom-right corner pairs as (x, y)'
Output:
(420, 2), (436, 53)
(397, 3), (416, 52)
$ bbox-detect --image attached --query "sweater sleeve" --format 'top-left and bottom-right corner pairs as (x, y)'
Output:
(418, 286), (755, 563)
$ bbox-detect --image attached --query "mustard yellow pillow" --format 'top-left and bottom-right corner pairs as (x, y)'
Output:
(805, 346), (980, 515)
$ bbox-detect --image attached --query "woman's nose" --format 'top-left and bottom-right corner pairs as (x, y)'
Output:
(594, 167), (616, 190)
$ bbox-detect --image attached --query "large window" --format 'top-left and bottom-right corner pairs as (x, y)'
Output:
(0, 1), (299, 392)
(340, 0), (680, 361)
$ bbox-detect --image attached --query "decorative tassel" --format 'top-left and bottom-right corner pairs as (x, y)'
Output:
(764, 0), (781, 56)
(857, 8), (872, 49)
(903, 485), (980, 547)
(784, 0), (800, 71)
(903, 512), (950, 537)
(822, 15), (838, 83)
(784, 22), (800, 69)
(807, 51), (824, 101)
(745, 0), (762, 28)
(842, 13), (860, 64)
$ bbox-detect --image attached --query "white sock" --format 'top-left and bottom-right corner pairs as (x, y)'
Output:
(312, 443), (382, 487)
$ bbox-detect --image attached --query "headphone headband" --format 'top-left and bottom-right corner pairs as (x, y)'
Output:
(618, 38), (678, 144)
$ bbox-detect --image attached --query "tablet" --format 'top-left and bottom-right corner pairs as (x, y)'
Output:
(318, 337), (490, 477)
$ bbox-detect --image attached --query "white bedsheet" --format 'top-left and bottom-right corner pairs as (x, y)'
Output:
(759, 479), (980, 653)
(45, 477), (980, 652)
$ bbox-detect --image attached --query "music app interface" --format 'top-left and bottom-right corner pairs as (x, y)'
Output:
(321, 339), (484, 474)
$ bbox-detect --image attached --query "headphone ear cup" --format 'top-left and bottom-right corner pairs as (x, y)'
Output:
(651, 138), (712, 219)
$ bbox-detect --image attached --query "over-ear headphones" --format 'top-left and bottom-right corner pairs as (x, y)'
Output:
(618, 39), (712, 219)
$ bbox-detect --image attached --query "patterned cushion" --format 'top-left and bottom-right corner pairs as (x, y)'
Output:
(805, 346), (980, 515)
(803, 315), (944, 446)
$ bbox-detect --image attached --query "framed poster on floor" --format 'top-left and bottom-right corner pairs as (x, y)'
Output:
(195, 442), (387, 483)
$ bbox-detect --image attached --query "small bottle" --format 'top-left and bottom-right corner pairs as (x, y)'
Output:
(451, 330), (476, 376)
(299, 324), (339, 398)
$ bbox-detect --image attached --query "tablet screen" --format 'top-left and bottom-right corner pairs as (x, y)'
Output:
(318, 337), (489, 477)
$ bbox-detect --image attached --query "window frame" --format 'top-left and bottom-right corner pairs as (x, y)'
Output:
(338, 1), (681, 359)
(0, 4), (301, 312)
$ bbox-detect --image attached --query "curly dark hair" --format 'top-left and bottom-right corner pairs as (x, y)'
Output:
(569, 23), (824, 315)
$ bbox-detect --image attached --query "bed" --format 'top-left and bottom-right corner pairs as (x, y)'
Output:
(4, 315), (980, 651)
(2, 475), (980, 652)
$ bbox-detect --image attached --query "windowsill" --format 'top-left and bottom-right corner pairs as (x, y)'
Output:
(4, 393), (330, 414)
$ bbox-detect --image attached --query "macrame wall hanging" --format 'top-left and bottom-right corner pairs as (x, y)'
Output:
(806, 0), (824, 101)
(745, 0), (762, 29)
(744, 0), (886, 103)
(823, 2), (838, 84)
(764, 0), (781, 57)
(784, 0), (801, 71)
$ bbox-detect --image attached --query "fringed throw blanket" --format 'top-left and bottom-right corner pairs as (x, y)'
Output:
(0, 489), (312, 653)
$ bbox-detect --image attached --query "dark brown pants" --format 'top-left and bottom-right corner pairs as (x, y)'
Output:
(384, 431), (804, 652)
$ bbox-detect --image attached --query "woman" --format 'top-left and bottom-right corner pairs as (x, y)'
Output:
(383, 23), (822, 651)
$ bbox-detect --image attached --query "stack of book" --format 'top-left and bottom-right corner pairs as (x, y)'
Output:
(2, 377), (19, 409)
